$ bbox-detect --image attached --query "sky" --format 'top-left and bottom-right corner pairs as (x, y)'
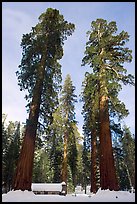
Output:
(2, 188), (135, 202)
(2, 2), (135, 136)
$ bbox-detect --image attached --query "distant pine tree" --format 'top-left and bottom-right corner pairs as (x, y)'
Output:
(122, 125), (135, 189)
(60, 74), (77, 188)
(49, 107), (64, 183)
(81, 73), (99, 193)
(2, 119), (21, 192)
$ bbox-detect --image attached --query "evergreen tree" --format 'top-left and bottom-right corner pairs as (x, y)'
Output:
(82, 139), (91, 193)
(60, 74), (77, 188)
(122, 125), (135, 189)
(13, 122), (21, 168)
(111, 122), (129, 190)
(5, 122), (16, 191)
(112, 122), (135, 190)
(67, 123), (78, 188)
(32, 130), (46, 183)
(33, 148), (52, 183)
(13, 8), (75, 191)
(49, 107), (64, 182)
(33, 107), (64, 184)
(2, 114), (8, 162)
(2, 119), (21, 192)
(2, 115), (8, 192)
(82, 18), (134, 191)
(81, 73), (99, 193)
(74, 132), (84, 187)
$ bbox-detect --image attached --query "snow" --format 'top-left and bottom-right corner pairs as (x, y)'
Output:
(75, 185), (91, 194)
(2, 189), (135, 202)
(75, 185), (84, 194)
(31, 183), (63, 192)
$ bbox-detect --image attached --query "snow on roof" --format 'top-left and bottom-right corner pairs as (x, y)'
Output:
(31, 183), (63, 191)
(61, 182), (66, 185)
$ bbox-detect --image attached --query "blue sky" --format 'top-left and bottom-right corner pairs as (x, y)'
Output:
(2, 2), (135, 136)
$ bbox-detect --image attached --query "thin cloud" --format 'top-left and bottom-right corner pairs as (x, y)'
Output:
(2, 8), (36, 40)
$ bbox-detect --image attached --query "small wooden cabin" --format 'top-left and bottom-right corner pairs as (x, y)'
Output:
(31, 182), (67, 196)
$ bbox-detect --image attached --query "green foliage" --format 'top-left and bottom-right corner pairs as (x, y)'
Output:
(16, 8), (75, 130)
(81, 72), (99, 150)
(60, 74), (78, 187)
(67, 165), (74, 193)
(2, 114), (8, 159)
(3, 16), (135, 193)
(13, 8), (75, 191)
(82, 140), (91, 188)
(60, 74), (77, 123)
(82, 18), (134, 86)
(2, 118), (21, 193)
(67, 124), (78, 187)
(75, 142), (84, 186)
(48, 107), (64, 182)
(112, 122), (135, 190)
(32, 109), (63, 184)
(33, 149), (53, 183)
(81, 18), (134, 191)
(122, 125), (135, 188)
(81, 18), (134, 147)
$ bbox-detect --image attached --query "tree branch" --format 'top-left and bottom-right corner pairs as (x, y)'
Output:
(105, 64), (121, 79)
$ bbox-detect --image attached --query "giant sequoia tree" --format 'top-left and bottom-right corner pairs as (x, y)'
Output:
(13, 8), (75, 191)
(82, 19), (134, 191)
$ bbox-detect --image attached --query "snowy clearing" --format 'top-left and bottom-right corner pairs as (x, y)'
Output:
(2, 188), (135, 202)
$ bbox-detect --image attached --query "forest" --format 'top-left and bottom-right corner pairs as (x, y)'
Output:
(2, 8), (135, 195)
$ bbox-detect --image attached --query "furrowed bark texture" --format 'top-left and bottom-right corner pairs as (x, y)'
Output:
(99, 93), (119, 191)
(98, 38), (119, 190)
(13, 59), (45, 191)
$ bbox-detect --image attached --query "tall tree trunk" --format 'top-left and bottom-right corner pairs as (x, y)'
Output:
(12, 59), (45, 191)
(99, 92), (119, 190)
(62, 112), (69, 190)
(72, 173), (76, 189)
(90, 129), (97, 193)
(62, 130), (68, 185)
(125, 155), (135, 189)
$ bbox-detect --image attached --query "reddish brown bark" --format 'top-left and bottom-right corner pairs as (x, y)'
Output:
(12, 60), (45, 191)
(99, 94), (119, 190)
(12, 127), (37, 191)
(90, 129), (97, 193)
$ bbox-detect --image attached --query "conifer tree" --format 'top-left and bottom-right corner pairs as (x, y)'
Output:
(2, 120), (21, 192)
(68, 124), (78, 188)
(81, 73), (99, 193)
(111, 122), (130, 190)
(13, 8), (75, 191)
(82, 139), (91, 193)
(72, 125), (83, 187)
(122, 125), (135, 189)
(60, 74), (77, 187)
(49, 107), (64, 182)
(82, 18), (134, 191)
(2, 115), (8, 192)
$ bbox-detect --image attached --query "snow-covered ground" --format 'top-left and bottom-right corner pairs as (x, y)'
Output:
(2, 188), (135, 202)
